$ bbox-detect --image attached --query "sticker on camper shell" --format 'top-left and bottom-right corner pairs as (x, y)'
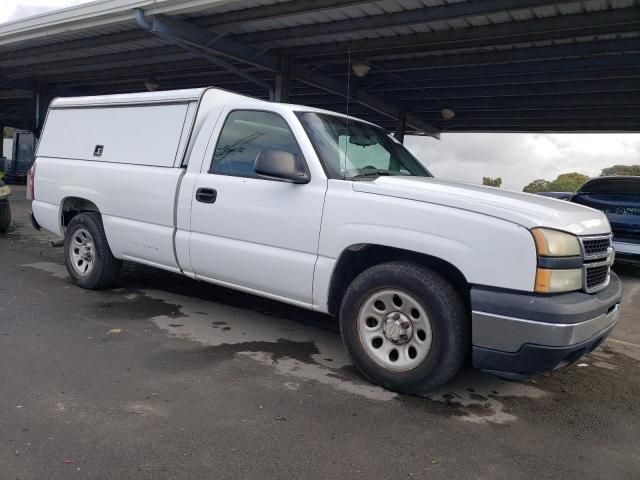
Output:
(93, 145), (104, 157)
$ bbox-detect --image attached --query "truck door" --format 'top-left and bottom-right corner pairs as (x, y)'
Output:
(188, 109), (327, 306)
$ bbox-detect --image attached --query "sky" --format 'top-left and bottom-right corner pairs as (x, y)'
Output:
(2, 1), (639, 191)
(405, 133), (640, 191)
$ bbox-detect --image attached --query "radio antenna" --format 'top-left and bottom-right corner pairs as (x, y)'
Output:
(344, 48), (351, 179)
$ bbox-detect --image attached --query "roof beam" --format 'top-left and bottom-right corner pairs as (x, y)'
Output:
(52, 81), (268, 98)
(49, 71), (263, 90)
(292, 78), (640, 98)
(320, 79), (640, 101)
(319, 39), (640, 73)
(36, 60), (235, 84)
(0, 30), (149, 65)
(355, 108), (640, 121)
(409, 92), (640, 111)
(429, 121), (640, 132)
(314, 91), (640, 110)
(237, 0), (581, 45)
(354, 67), (640, 93)
(196, 0), (370, 29)
(281, 8), (640, 60)
(137, 12), (275, 98)
(337, 54), (640, 81)
(1, 45), (190, 77)
(137, 11), (433, 132)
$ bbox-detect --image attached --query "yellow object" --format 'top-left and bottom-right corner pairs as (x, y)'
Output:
(0, 185), (11, 198)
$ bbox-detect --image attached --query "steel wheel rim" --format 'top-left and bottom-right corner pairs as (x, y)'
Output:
(69, 228), (95, 277)
(357, 288), (433, 372)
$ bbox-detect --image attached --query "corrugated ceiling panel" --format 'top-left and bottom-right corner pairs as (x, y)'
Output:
(0, 1), (635, 71)
(508, 8), (536, 22)
(462, 15), (491, 27)
(183, 0), (282, 18)
(0, 22), (136, 53)
(556, 2), (586, 14)
(395, 0), (429, 9)
(485, 11), (513, 24)
(5, 0), (639, 55)
(409, 23), (433, 33)
(0, 37), (167, 67)
(583, 0), (611, 11)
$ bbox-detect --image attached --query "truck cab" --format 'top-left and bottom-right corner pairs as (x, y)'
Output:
(30, 88), (622, 393)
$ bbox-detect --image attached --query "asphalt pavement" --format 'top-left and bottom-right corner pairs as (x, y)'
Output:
(1, 186), (639, 479)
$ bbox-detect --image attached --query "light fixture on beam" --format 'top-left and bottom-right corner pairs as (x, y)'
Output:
(144, 79), (159, 92)
(352, 61), (371, 78)
(441, 108), (455, 120)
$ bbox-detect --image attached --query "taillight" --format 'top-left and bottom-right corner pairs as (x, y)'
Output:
(27, 162), (36, 200)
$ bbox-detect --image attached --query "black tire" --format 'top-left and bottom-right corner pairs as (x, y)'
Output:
(0, 200), (10, 233)
(64, 212), (122, 289)
(339, 261), (469, 394)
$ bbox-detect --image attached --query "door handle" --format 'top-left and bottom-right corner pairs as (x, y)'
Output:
(195, 188), (217, 204)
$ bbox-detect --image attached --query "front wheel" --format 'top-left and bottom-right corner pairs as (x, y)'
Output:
(64, 212), (122, 289)
(339, 261), (469, 394)
(0, 200), (10, 233)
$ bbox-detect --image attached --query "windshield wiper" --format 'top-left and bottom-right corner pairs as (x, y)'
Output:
(349, 169), (403, 180)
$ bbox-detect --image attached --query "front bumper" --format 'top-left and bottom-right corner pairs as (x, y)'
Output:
(471, 273), (622, 378)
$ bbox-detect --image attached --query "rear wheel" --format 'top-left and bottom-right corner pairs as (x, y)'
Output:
(64, 212), (122, 289)
(339, 261), (469, 394)
(0, 200), (10, 233)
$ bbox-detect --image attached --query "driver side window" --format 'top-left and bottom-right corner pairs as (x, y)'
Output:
(210, 110), (302, 178)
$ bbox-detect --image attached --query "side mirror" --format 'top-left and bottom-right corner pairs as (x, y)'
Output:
(254, 149), (310, 184)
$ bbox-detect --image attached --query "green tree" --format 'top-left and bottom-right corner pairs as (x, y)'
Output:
(482, 176), (502, 188)
(523, 179), (551, 193)
(547, 172), (589, 192)
(600, 165), (640, 176)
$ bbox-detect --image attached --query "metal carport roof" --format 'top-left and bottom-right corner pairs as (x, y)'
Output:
(0, 0), (639, 134)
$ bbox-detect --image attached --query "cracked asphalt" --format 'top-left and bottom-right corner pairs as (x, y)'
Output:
(1, 186), (639, 479)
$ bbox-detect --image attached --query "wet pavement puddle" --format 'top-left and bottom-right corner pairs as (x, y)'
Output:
(24, 261), (636, 425)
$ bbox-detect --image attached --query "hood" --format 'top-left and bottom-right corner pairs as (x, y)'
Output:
(352, 176), (610, 236)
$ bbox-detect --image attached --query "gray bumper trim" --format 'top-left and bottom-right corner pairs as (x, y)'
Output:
(472, 305), (619, 353)
(470, 273), (622, 325)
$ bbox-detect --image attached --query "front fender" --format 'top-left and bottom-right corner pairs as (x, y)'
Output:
(313, 182), (538, 311)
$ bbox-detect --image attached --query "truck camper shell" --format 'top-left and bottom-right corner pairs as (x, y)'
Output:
(37, 88), (258, 168)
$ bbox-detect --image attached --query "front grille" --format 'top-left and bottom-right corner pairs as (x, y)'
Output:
(582, 237), (611, 258)
(579, 235), (613, 293)
(585, 264), (610, 291)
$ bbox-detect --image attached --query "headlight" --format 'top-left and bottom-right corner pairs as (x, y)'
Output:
(531, 228), (582, 293)
(531, 228), (581, 257)
(535, 268), (582, 293)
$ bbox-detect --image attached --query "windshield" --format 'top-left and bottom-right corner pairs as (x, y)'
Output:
(296, 112), (431, 180)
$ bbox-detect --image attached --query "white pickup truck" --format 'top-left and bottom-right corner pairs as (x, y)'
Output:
(29, 88), (622, 393)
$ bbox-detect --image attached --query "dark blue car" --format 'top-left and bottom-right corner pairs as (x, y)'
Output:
(571, 176), (640, 262)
